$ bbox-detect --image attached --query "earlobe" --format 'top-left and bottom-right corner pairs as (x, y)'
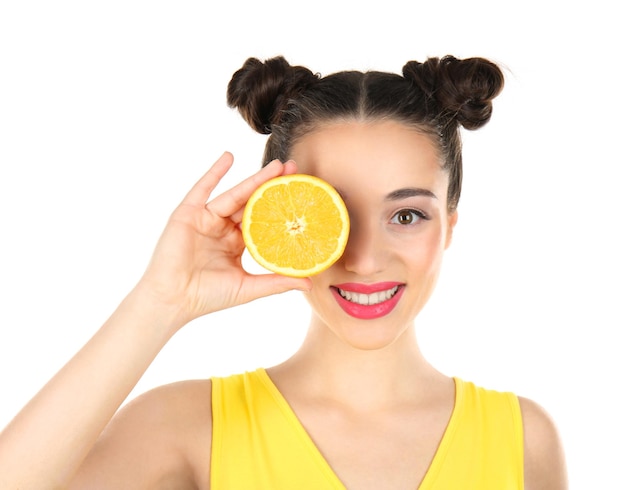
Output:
(445, 211), (458, 249)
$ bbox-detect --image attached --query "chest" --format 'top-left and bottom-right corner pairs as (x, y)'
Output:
(294, 403), (452, 490)
(210, 372), (525, 489)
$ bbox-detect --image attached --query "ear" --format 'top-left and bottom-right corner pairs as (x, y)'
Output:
(444, 210), (458, 249)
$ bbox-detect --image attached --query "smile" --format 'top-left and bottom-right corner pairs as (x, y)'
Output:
(337, 286), (399, 306)
(331, 282), (405, 320)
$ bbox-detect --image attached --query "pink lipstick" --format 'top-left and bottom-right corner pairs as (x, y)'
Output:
(331, 282), (404, 320)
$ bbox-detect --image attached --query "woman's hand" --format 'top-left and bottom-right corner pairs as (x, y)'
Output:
(137, 152), (311, 330)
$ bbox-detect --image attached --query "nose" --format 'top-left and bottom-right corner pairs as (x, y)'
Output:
(339, 217), (386, 276)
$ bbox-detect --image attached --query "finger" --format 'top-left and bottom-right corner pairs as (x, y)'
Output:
(208, 159), (286, 218)
(282, 160), (299, 175)
(239, 274), (312, 304)
(180, 152), (234, 207)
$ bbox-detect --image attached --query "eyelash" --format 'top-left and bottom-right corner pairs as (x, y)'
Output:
(390, 208), (429, 225)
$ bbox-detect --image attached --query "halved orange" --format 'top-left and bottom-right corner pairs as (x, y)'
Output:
(241, 174), (350, 277)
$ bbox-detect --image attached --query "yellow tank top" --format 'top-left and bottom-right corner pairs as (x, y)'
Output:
(210, 369), (524, 489)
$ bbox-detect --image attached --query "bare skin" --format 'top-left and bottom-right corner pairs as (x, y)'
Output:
(0, 123), (568, 489)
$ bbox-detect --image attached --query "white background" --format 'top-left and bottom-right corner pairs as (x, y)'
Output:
(0, 1), (624, 488)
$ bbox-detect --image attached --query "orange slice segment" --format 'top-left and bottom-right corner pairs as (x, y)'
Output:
(241, 174), (350, 277)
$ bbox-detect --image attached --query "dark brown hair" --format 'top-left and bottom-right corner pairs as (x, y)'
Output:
(227, 55), (504, 212)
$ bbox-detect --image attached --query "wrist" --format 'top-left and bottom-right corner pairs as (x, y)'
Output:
(118, 283), (191, 341)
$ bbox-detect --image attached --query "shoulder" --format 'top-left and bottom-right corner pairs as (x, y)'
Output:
(518, 396), (568, 490)
(71, 379), (213, 489)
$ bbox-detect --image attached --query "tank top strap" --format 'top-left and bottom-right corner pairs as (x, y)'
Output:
(210, 369), (346, 489)
(419, 378), (524, 489)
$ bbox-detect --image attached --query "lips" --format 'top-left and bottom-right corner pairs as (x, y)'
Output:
(337, 285), (399, 306)
(331, 282), (404, 319)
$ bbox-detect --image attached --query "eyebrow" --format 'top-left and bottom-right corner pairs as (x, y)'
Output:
(385, 187), (438, 201)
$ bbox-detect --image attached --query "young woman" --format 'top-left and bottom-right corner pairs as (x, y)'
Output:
(0, 55), (567, 489)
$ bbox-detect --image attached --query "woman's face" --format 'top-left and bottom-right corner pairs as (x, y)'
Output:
(289, 120), (457, 350)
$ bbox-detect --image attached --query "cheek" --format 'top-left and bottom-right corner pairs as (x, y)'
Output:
(302, 274), (331, 306)
(401, 232), (447, 274)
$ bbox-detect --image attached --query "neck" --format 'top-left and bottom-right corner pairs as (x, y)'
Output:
(268, 315), (445, 411)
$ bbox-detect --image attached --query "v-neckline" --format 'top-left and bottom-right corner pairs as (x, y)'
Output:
(256, 368), (463, 490)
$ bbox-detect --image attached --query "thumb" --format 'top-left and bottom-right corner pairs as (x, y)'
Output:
(240, 274), (312, 303)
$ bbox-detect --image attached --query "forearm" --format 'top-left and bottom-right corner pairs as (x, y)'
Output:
(0, 286), (184, 489)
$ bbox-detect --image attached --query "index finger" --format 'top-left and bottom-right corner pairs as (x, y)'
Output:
(207, 159), (294, 218)
(180, 152), (235, 207)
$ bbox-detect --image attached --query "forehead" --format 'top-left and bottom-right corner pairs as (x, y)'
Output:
(288, 120), (448, 200)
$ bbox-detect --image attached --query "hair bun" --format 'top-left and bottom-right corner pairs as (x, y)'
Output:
(227, 56), (319, 134)
(403, 55), (504, 130)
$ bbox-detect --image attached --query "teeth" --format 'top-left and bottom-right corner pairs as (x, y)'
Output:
(337, 286), (399, 306)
